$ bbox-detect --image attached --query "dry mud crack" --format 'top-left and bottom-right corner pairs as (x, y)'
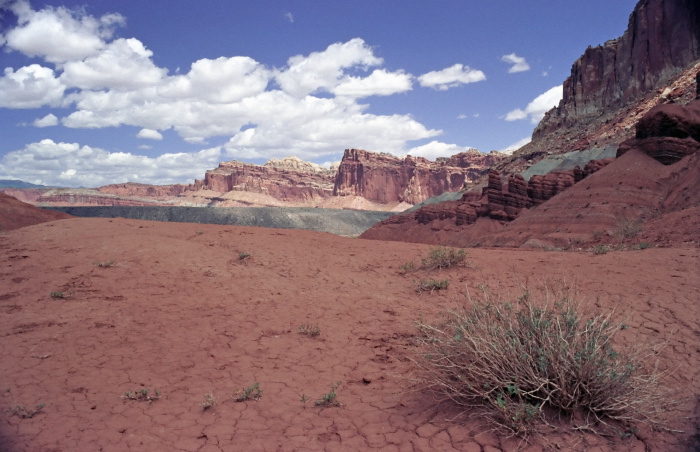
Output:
(0, 218), (698, 451)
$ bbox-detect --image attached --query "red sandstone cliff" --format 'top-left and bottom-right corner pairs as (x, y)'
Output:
(360, 159), (612, 242)
(332, 149), (505, 205)
(533, 0), (700, 142)
(193, 157), (336, 205)
(97, 182), (194, 199)
(361, 0), (700, 246)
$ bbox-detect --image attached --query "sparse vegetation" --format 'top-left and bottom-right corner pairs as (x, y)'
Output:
(615, 218), (643, 240)
(399, 261), (416, 274)
(421, 246), (467, 271)
(414, 278), (449, 293)
(200, 392), (217, 410)
(238, 252), (251, 261)
(591, 245), (610, 255)
(415, 285), (677, 436)
(234, 382), (262, 402)
(94, 260), (116, 268)
(315, 382), (340, 407)
(50, 291), (67, 299)
(298, 323), (321, 337)
(122, 388), (161, 403)
(7, 403), (45, 419)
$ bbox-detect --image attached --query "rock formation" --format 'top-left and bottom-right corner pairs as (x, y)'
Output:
(534, 0), (700, 140)
(193, 159), (336, 205)
(617, 89), (700, 164)
(360, 159), (611, 242)
(333, 148), (505, 205)
(97, 182), (194, 199)
(34, 189), (171, 206)
(361, 0), (700, 246)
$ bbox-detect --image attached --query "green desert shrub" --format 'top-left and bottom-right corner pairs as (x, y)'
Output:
(234, 382), (262, 402)
(421, 246), (467, 271)
(415, 285), (677, 436)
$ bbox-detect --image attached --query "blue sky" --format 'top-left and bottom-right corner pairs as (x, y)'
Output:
(0, 0), (637, 187)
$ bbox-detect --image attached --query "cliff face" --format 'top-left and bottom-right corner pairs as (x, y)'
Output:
(360, 158), (612, 243)
(97, 183), (194, 199)
(195, 159), (336, 204)
(34, 189), (171, 206)
(333, 149), (505, 205)
(533, 0), (700, 142)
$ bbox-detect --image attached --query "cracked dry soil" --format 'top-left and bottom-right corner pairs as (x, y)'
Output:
(0, 218), (698, 451)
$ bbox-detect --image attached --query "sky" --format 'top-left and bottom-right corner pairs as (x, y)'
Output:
(0, 0), (638, 187)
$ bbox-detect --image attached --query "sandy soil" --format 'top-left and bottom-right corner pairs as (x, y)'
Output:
(1, 217), (698, 451)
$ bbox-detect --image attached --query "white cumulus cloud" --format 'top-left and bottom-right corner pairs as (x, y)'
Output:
(505, 85), (563, 124)
(275, 38), (383, 97)
(333, 69), (412, 98)
(407, 141), (476, 161)
(0, 3), (488, 184)
(0, 64), (65, 108)
(3, 0), (124, 63)
(33, 113), (58, 127)
(136, 128), (163, 140)
(418, 64), (486, 91)
(501, 53), (530, 73)
(60, 38), (167, 90)
(0, 139), (224, 187)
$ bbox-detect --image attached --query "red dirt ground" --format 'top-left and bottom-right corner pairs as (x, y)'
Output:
(1, 216), (698, 451)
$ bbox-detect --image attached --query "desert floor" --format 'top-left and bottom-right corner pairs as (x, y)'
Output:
(1, 218), (698, 451)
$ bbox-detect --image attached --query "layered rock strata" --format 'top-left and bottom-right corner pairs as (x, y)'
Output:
(617, 89), (700, 164)
(97, 183), (194, 199)
(333, 148), (504, 205)
(534, 0), (700, 139)
(361, 158), (611, 241)
(193, 159), (336, 204)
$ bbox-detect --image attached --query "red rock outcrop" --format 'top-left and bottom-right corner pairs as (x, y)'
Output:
(0, 188), (47, 204)
(35, 189), (170, 206)
(194, 159), (335, 204)
(534, 0), (700, 140)
(617, 82), (700, 164)
(360, 159), (611, 243)
(97, 182), (194, 199)
(333, 149), (505, 205)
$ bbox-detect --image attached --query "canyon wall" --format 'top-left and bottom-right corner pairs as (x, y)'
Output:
(97, 183), (194, 199)
(332, 149), (504, 205)
(533, 0), (700, 142)
(194, 159), (336, 204)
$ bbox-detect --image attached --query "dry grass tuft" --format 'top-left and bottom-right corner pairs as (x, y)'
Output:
(421, 246), (467, 271)
(414, 284), (679, 437)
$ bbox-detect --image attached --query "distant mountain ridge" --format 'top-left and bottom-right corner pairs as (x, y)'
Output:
(0, 179), (51, 189)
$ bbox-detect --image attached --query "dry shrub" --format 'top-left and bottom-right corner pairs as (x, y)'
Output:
(614, 218), (643, 240)
(415, 285), (678, 437)
(421, 246), (467, 271)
